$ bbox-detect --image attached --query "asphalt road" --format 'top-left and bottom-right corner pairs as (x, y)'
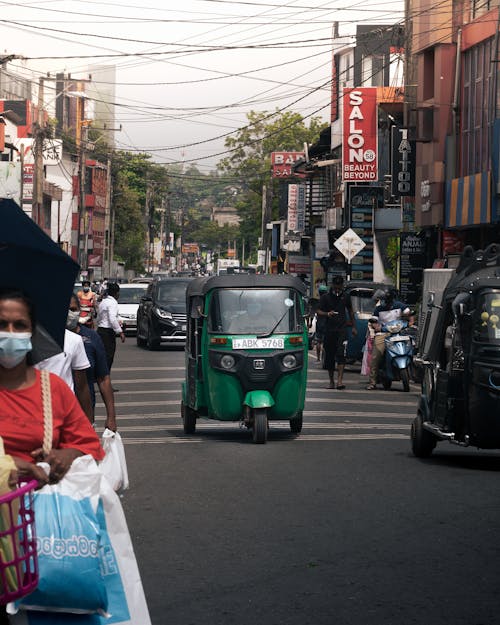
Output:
(96, 341), (500, 625)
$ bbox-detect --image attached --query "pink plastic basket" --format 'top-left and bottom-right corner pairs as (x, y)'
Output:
(0, 480), (38, 604)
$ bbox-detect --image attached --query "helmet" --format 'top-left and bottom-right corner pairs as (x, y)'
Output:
(385, 288), (398, 301)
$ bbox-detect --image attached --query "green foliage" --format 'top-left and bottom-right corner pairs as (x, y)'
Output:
(218, 109), (327, 254)
(111, 152), (169, 272)
(386, 236), (400, 285)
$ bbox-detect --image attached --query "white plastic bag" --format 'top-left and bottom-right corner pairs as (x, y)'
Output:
(99, 429), (129, 493)
(10, 457), (151, 625)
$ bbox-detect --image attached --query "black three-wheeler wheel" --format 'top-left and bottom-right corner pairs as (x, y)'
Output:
(252, 408), (268, 444)
(181, 401), (197, 435)
(411, 412), (437, 457)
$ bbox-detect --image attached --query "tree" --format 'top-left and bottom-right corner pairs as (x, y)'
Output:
(111, 152), (169, 272)
(218, 110), (327, 258)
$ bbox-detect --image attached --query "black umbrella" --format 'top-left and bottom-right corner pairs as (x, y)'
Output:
(0, 199), (80, 358)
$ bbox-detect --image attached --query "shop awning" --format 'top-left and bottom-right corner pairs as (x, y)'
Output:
(445, 171), (491, 227)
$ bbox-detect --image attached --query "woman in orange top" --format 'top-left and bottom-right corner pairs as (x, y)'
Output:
(0, 288), (104, 485)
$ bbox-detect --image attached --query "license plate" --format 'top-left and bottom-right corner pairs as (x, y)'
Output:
(232, 337), (284, 350)
(182, 324), (186, 331)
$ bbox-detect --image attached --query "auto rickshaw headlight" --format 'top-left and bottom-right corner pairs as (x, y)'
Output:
(154, 307), (173, 320)
(282, 354), (297, 369)
(220, 354), (236, 370)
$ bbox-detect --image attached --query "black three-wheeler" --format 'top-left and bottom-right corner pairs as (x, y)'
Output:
(411, 243), (500, 457)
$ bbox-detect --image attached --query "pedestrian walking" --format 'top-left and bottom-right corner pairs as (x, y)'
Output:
(317, 276), (357, 389)
(68, 294), (118, 431)
(35, 328), (94, 423)
(314, 283), (328, 362)
(96, 282), (125, 372)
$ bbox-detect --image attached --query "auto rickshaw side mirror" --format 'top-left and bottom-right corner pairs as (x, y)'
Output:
(452, 292), (472, 319)
(190, 297), (206, 319)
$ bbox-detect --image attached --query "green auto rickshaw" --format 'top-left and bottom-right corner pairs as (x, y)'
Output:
(181, 274), (308, 443)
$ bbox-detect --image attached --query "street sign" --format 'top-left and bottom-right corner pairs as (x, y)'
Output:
(334, 228), (366, 262)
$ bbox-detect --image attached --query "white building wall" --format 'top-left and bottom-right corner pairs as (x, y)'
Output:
(46, 154), (78, 251)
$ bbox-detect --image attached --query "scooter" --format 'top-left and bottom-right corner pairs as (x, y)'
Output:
(377, 319), (414, 392)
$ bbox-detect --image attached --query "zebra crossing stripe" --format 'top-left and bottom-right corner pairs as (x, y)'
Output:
(120, 433), (408, 444)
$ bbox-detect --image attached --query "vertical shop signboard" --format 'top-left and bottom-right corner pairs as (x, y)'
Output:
(348, 186), (383, 281)
(287, 183), (306, 233)
(399, 231), (426, 306)
(342, 87), (378, 182)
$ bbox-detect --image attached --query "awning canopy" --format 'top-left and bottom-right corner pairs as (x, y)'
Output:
(445, 171), (491, 228)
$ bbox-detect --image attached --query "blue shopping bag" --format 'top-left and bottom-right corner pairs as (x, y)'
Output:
(18, 457), (108, 615)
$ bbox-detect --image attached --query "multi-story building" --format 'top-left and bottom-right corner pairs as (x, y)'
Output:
(412, 0), (500, 260)
(294, 23), (406, 284)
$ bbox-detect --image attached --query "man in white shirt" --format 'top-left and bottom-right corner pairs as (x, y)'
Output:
(96, 282), (125, 372)
(35, 328), (94, 422)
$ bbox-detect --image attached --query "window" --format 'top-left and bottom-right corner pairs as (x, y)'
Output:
(423, 48), (435, 100)
(361, 56), (372, 86)
(460, 38), (494, 176)
(473, 291), (500, 345)
(471, 0), (491, 19)
(208, 289), (303, 335)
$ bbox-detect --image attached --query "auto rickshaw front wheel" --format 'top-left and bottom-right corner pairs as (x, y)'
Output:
(252, 408), (268, 444)
(290, 411), (303, 433)
(181, 401), (197, 435)
(411, 412), (436, 458)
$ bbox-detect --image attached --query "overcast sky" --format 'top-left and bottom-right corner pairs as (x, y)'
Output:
(0, 0), (404, 171)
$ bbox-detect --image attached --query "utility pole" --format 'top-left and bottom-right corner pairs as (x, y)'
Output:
(78, 119), (90, 274)
(32, 76), (46, 226)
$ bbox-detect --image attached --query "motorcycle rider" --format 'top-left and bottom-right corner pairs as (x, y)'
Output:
(366, 288), (410, 390)
(77, 280), (97, 328)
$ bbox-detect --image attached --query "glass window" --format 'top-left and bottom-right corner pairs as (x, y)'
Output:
(208, 289), (303, 335)
(361, 56), (372, 86)
(118, 287), (147, 304)
(156, 281), (190, 305)
(473, 292), (500, 344)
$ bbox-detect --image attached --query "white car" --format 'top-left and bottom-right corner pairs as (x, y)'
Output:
(117, 283), (149, 335)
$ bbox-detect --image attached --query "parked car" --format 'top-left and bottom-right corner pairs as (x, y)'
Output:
(117, 283), (149, 335)
(136, 278), (191, 349)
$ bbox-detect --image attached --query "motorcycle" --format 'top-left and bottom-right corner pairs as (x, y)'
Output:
(377, 319), (415, 392)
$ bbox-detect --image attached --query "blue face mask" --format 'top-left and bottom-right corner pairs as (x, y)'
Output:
(0, 331), (32, 369)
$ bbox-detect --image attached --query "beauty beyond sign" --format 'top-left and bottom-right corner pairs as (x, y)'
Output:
(342, 88), (378, 182)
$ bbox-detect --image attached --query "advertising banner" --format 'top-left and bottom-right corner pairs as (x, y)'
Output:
(391, 127), (416, 197)
(342, 88), (378, 182)
(348, 186), (383, 281)
(271, 152), (304, 178)
(0, 162), (22, 205)
(287, 183), (306, 233)
(14, 138), (63, 165)
(399, 232), (426, 305)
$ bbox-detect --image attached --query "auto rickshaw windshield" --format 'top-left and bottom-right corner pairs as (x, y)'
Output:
(208, 288), (303, 335)
(473, 291), (500, 344)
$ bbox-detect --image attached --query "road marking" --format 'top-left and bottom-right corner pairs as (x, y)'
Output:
(120, 433), (408, 444)
(97, 393), (417, 411)
(111, 378), (183, 384)
(98, 422), (409, 432)
(95, 410), (413, 421)
(112, 366), (184, 372)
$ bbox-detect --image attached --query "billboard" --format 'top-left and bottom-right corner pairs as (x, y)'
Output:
(271, 152), (304, 178)
(342, 88), (378, 182)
